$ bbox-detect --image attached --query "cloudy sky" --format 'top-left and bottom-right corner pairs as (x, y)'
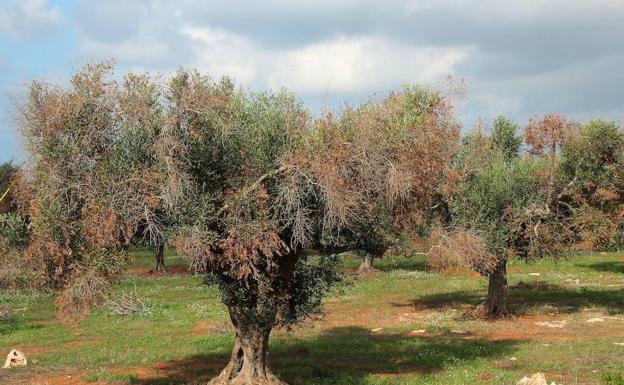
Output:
(1, 0), (623, 162)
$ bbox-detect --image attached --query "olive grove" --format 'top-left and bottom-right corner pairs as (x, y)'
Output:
(9, 62), (624, 383)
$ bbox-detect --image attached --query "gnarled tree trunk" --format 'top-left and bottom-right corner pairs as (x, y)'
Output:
(483, 259), (508, 317)
(154, 243), (166, 272)
(358, 253), (375, 273)
(208, 306), (286, 385)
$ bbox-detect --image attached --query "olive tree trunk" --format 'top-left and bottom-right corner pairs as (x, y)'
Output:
(483, 260), (508, 317)
(154, 243), (166, 272)
(358, 253), (375, 273)
(208, 306), (286, 385)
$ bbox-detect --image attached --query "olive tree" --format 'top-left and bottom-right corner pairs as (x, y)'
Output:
(447, 117), (572, 317)
(491, 115), (522, 161)
(317, 86), (460, 272)
(159, 70), (346, 385)
(560, 119), (624, 250)
(160, 72), (461, 383)
(451, 148), (540, 316)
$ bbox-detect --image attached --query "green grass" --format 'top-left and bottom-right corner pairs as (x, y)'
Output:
(1, 250), (624, 384)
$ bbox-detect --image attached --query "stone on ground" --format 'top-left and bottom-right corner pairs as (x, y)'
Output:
(516, 372), (557, 385)
(535, 320), (568, 328)
(3, 349), (27, 368)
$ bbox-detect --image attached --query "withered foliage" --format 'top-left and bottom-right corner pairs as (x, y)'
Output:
(426, 226), (499, 274)
(18, 63), (165, 320)
(525, 114), (571, 156)
(560, 119), (624, 250)
(280, 86), (460, 258)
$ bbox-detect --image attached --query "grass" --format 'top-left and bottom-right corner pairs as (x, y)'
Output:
(1, 249), (624, 384)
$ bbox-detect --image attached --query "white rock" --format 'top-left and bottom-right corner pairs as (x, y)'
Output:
(515, 372), (556, 385)
(3, 350), (27, 369)
(529, 273), (541, 276)
(411, 329), (426, 334)
(450, 329), (467, 334)
(535, 320), (567, 328)
(371, 328), (383, 332)
(586, 318), (604, 323)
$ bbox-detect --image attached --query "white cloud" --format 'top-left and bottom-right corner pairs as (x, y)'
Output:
(181, 26), (260, 85)
(79, 37), (173, 65)
(268, 36), (467, 93)
(182, 26), (468, 94)
(0, 0), (63, 40)
(69, 0), (624, 124)
(404, 0), (624, 20)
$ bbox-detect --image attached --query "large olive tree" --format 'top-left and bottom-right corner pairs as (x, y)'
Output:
(161, 73), (461, 383)
(159, 70), (346, 385)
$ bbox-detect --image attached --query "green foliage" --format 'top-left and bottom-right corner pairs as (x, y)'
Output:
(0, 213), (29, 252)
(0, 161), (18, 214)
(491, 116), (522, 160)
(451, 147), (541, 256)
(560, 119), (624, 196)
(207, 254), (343, 329)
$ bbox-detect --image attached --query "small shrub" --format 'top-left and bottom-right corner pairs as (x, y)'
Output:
(105, 287), (152, 317)
(0, 306), (11, 321)
(57, 272), (110, 322)
(0, 213), (37, 288)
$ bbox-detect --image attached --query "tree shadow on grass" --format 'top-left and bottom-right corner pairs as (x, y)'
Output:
(128, 326), (519, 385)
(0, 317), (44, 336)
(584, 261), (624, 274)
(375, 255), (428, 272)
(408, 283), (624, 315)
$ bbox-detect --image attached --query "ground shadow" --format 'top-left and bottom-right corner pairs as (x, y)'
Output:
(0, 317), (44, 336)
(584, 261), (624, 274)
(128, 326), (518, 385)
(409, 283), (624, 315)
(375, 255), (429, 272)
